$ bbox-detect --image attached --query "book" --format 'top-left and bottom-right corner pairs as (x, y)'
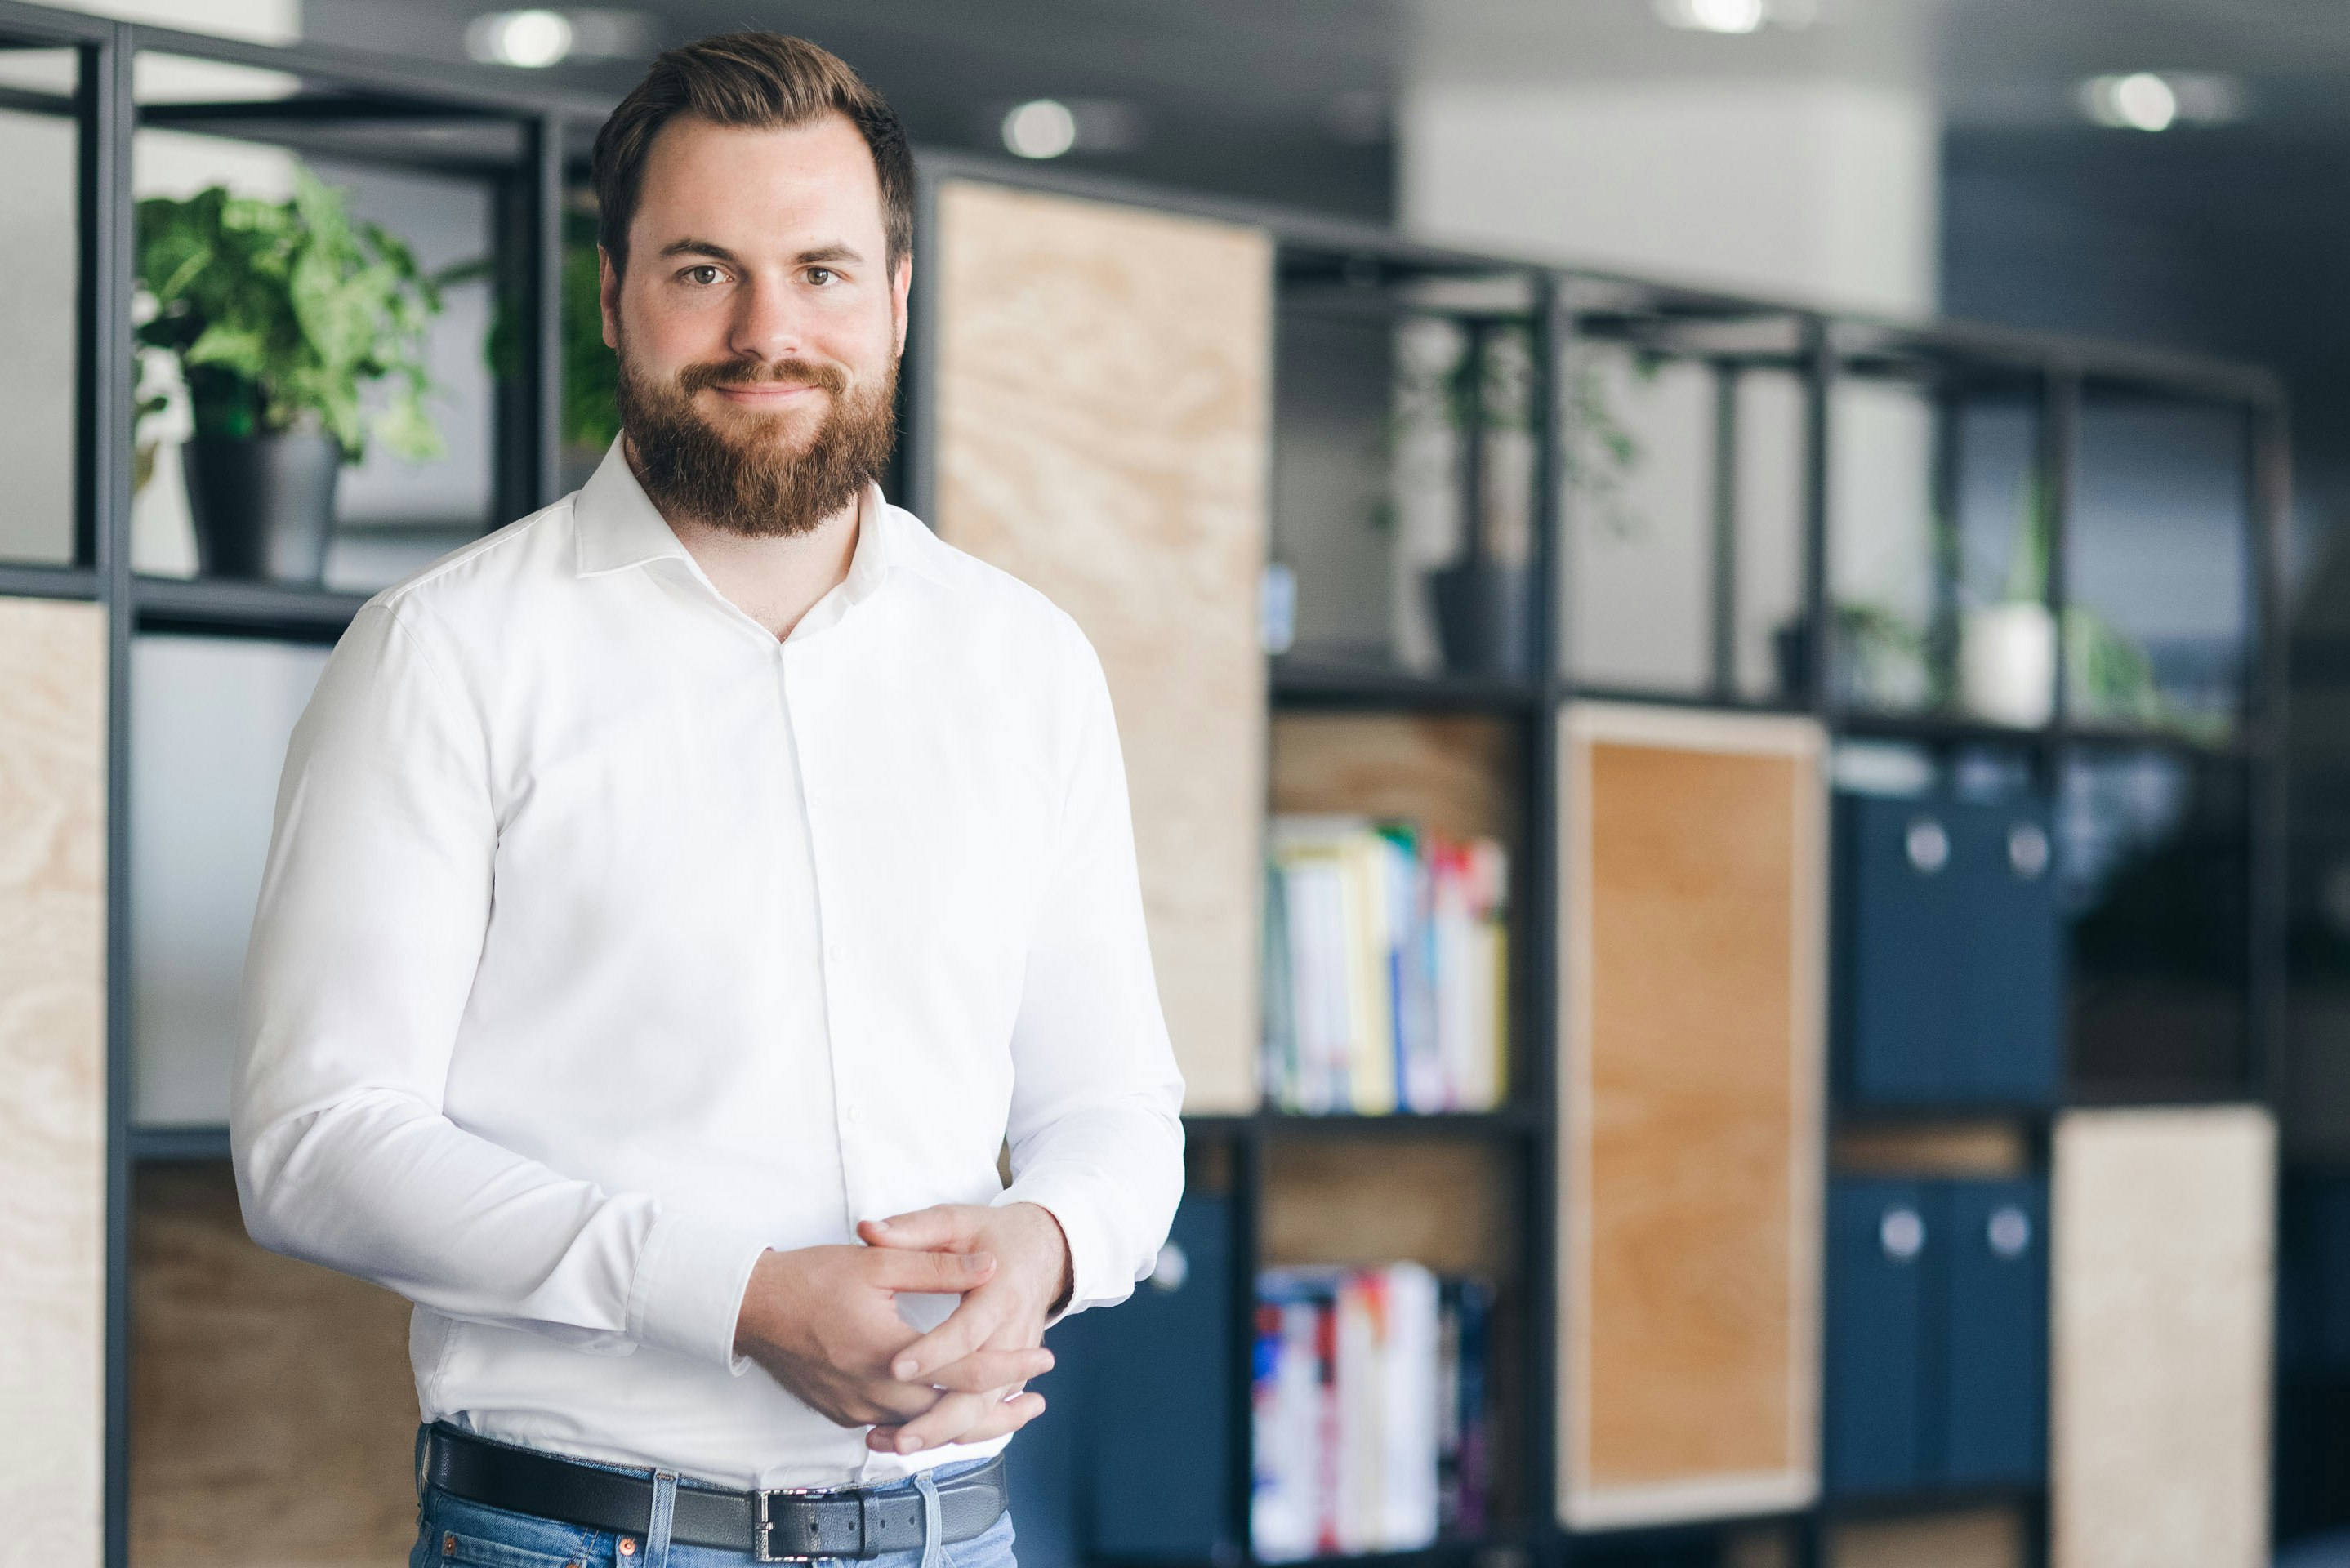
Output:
(1264, 817), (1509, 1115)
(1251, 1264), (1492, 1560)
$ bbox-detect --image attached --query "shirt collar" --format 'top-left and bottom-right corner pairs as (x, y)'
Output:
(571, 436), (945, 593)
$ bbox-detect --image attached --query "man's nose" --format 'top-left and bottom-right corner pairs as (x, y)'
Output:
(727, 272), (809, 363)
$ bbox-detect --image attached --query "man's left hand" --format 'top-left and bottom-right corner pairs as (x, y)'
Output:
(854, 1201), (1072, 1454)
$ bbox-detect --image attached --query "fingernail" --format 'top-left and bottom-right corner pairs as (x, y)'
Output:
(869, 1218), (890, 1232)
(970, 1251), (996, 1271)
(893, 1357), (918, 1379)
(897, 1433), (918, 1454)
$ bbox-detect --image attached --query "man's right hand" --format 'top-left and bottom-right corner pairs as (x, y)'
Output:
(730, 1246), (1055, 1429)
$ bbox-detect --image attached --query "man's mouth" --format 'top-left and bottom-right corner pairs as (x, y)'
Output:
(708, 381), (823, 405)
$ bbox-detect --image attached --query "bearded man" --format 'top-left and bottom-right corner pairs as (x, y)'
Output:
(229, 32), (1184, 1568)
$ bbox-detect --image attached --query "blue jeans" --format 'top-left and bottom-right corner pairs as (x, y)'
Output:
(411, 1453), (1017, 1568)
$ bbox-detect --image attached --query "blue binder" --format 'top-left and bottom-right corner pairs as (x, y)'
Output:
(1083, 1193), (1237, 1560)
(1000, 1193), (1235, 1566)
(1825, 1178), (1932, 1494)
(1940, 1178), (2049, 1486)
(1835, 792), (2062, 1107)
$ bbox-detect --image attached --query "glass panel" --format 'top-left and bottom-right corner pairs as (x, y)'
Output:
(1827, 376), (1936, 711)
(0, 47), (81, 566)
(1733, 369), (1806, 702)
(2069, 392), (2251, 741)
(1566, 344), (1711, 693)
(2059, 745), (2250, 1097)
(131, 634), (329, 1127)
(131, 54), (526, 590)
(1271, 261), (1537, 679)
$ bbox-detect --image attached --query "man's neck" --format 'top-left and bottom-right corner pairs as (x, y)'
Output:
(626, 438), (862, 641)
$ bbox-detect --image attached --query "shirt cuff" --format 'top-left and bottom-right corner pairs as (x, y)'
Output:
(626, 1209), (771, 1374)
(992, 1173), (1129, 1321)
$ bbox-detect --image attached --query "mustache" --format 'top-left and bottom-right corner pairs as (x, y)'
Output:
(677, 357), (849, 398)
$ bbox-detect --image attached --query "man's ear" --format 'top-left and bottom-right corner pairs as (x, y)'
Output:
(890, 254), (913, 359)
(599, 246), (622, 350)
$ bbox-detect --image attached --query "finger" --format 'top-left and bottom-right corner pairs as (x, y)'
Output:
(868, 1389), (990, 1455)
(863, 1248), (997, 1295)
(865, 1388), (1044, 1454)
(858, 1205), (981, 1251)
(943, 1390), (1047, 1446)
(887, 1288), (1012, 1382)
(921, 1346), (1052, 1395)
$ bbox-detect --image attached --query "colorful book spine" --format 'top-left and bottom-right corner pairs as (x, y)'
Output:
(1264, 817), (1509, 1114)
(1251, 1265), (1494, 1560)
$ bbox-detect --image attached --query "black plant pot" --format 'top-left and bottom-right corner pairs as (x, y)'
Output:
(183, 431), (340, 583)
(1425, 560), (1535, 679)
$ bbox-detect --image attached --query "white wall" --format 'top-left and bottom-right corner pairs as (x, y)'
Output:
(1399, 78), (1939, 318)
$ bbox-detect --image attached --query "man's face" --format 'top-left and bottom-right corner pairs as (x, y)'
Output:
(601, 112), (911, 534)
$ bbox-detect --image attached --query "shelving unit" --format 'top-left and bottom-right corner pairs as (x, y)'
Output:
(0, 8), (2291, 1568)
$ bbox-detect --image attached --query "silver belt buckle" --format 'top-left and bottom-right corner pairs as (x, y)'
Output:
(754, 1481), (857, 1564)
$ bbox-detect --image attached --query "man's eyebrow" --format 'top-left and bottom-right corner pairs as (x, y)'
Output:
(658, 237), (743, 266)
(652, 239), (868, 268)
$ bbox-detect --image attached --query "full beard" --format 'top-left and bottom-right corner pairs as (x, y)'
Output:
(615, 341), (899, 538)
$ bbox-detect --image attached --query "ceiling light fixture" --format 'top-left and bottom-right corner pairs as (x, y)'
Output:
(466, 10), (574, 69)
(2078, 71), (2245, 131)
(2083, 72), (2177, 131)
(1653, 0), (1815, 34)
(1001, 99), (1077, 159)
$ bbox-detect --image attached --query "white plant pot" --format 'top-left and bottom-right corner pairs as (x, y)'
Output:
(1962, 601), (2057, 728)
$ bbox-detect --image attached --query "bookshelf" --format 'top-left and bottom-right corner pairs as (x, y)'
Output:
(0, 8), (2292, 1568)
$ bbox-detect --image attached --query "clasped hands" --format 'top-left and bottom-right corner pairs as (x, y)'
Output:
(732, 1201), (1072, 1454)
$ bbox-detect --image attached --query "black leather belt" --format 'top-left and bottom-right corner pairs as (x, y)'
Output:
(417, 1423), (1010, 1562)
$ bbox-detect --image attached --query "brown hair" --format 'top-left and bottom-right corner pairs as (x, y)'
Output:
(591, 32), (913, 277)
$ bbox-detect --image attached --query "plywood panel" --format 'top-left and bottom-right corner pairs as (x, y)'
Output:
(933, 179), (1272, 1115)
(1833, 1508), (2025, 1568)
(2052, 1106), (2274, 1568)
(130, 1163), (419, 1568)
(1832, 1121), (2031, 1178)
(0, 595), (106, 1566)
(1270, 712), (1520, 850)
(1262, 1138), (1518, 1281)
(1560, 702), (1825, 1528)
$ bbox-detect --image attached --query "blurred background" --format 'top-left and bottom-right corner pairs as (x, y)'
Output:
(5, 2), (2350, 1568)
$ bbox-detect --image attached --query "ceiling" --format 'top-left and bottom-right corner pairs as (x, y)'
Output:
(301, 0), (2350, 219)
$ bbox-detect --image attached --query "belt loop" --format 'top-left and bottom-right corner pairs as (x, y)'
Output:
(644, 1471), (679, 1568)
(912, 1468), (946, 1568)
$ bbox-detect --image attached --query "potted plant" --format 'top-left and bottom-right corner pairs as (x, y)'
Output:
(134, 167), (444, 583)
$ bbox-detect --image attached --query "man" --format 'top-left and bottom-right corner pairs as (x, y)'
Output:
(230, 32), (1186, 1568)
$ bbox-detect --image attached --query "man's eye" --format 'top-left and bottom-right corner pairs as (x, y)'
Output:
(806, 267), (836, 286)
(684, 265), (723, 286)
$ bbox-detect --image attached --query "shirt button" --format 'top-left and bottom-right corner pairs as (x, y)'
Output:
(845, 1103), (863, 1125)
(826, 942), (845, 962)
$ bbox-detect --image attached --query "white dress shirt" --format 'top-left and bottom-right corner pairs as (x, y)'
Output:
(230, 441), (1188, 1487)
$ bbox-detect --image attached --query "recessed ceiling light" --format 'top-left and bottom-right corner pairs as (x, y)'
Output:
(1654, 0), (1815, 33)
(466, 10), (573, 69)
(1001, 99), (1078, 159)
(1657, 0), (1765, 33)
(2078, 72), (2246, 131)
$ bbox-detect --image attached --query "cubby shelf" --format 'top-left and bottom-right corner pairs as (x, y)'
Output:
(1270, 657), (1543, 715)
(127, 1124), (232, 1164)
(131, 574), (370, 644)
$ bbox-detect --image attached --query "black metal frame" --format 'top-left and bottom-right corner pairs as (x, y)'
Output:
(896, 140), (2290, 1568)
(0, 6), (2287, 1565)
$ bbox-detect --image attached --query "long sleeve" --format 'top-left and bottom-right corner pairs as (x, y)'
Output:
(991, 622), (1188, 1316)
(230, 599), (768, 1373)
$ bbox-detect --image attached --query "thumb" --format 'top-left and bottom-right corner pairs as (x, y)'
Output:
(860, 1205), (980, 1251)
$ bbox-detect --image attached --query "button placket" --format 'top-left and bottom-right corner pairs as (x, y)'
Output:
(783, 651), (864, 1214)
